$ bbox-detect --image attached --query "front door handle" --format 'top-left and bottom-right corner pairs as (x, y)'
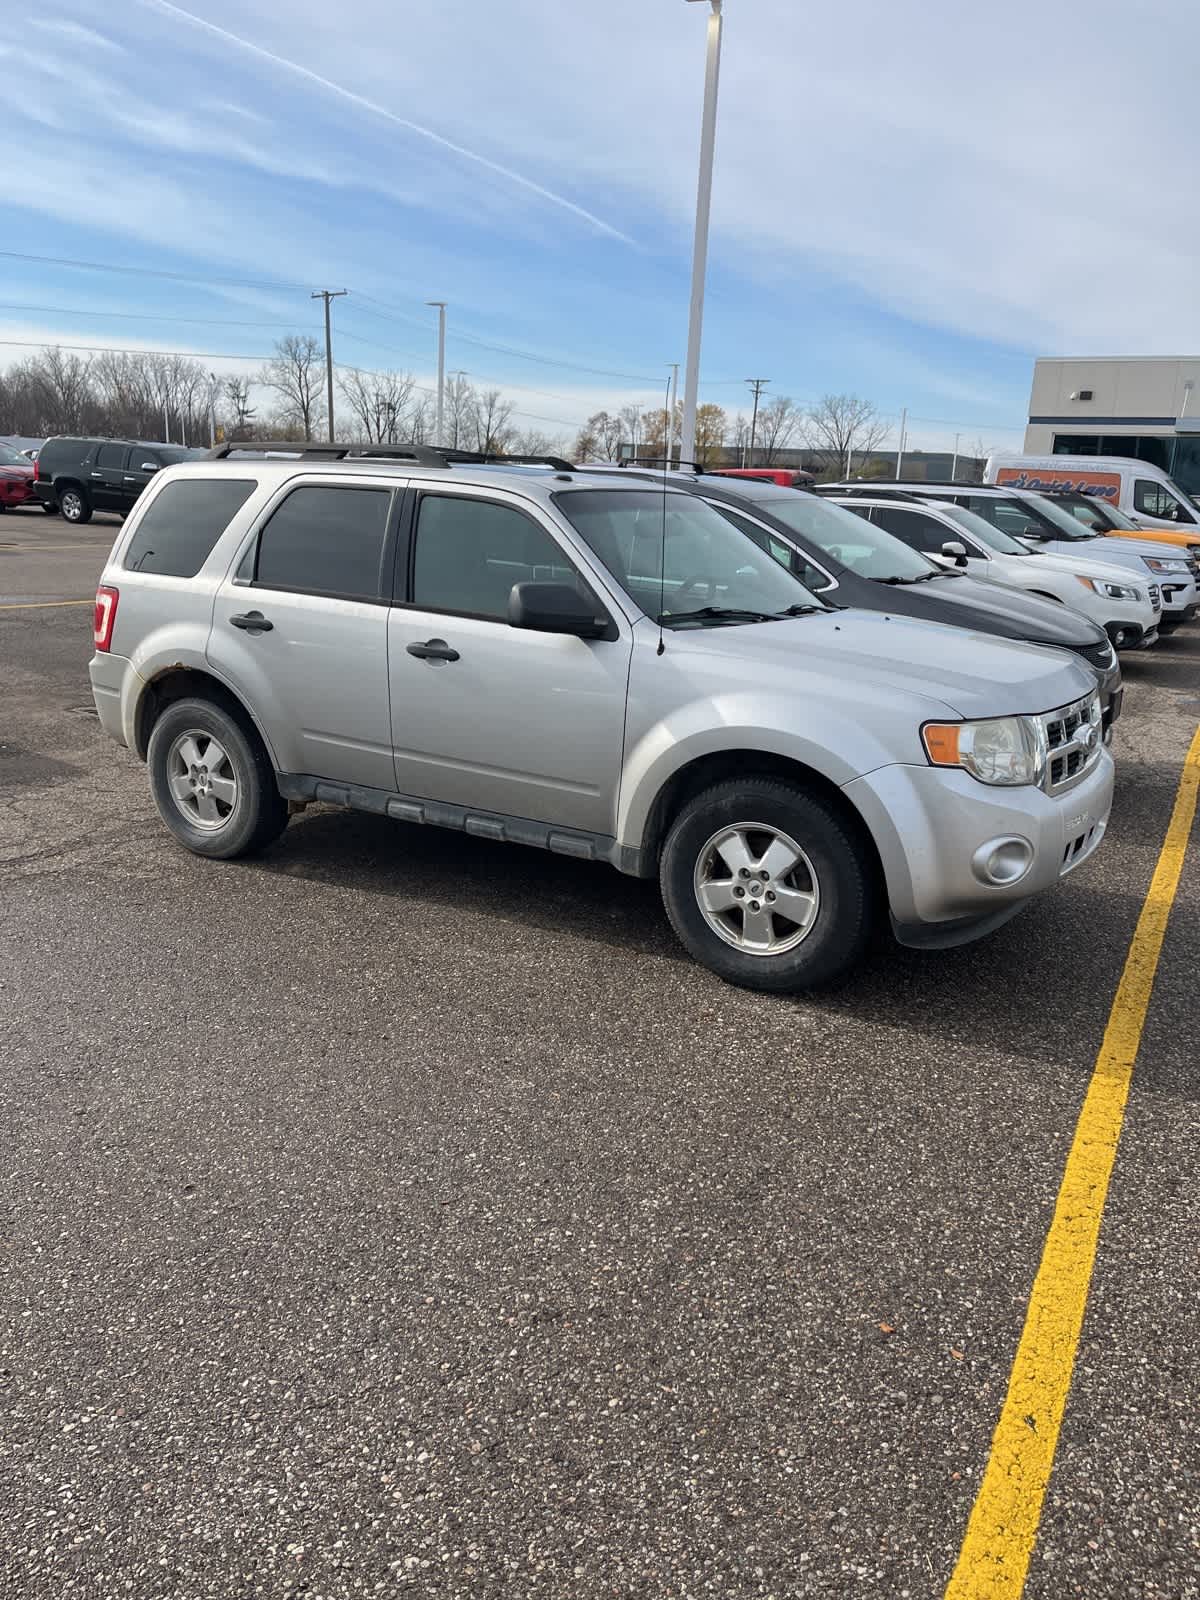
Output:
(406, 638), (460, 662)
(229, 611), (273, 632)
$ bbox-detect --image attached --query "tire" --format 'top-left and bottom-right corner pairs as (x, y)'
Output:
(659, 777), (875, 993)
(147, 697), (288, 860)
(57, 484), (92, 524)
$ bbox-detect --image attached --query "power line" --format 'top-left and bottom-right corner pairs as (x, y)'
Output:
(0, 301), (299, 330)
(0, 248), (310, 292)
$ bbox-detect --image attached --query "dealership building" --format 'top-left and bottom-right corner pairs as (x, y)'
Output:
(1025, 356), (1200, 497)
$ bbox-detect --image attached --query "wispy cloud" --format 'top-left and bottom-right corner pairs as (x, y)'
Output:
(27, 16), (126, 52)
(138, 0), (635, 244)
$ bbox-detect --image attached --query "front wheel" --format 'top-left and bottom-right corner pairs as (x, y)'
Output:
(660, 777), (876, 992)
(148, 697), (288, 859)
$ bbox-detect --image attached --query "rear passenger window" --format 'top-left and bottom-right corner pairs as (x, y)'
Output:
(124, 479), (257, 578)
(871, 506), (949, 552)
(411, 494), (577, 619)
(96, 444), (127, 468)
(253, 486), (391, 600)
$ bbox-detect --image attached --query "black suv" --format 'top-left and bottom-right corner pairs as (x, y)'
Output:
(35, 437), (201, 523)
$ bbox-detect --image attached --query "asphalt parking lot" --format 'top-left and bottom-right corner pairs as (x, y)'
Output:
(2, 505), (1198, 1599)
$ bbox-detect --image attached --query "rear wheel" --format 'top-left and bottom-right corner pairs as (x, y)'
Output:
(659, 777), (875, 992)
(148, 698), (288, 859)
(58, 484), (91, 524)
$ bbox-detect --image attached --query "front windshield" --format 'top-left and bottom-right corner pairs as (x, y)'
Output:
(1059, 496), (1125, 531)
(939, 503), (1034, 556)
(0, 443), (29, 467)
(1021, 492), (1099, 540)
(744, 492), (934, 581)
(554, 489), (824, 626)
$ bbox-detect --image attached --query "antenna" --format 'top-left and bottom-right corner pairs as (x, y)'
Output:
(658, 373), (672, 656)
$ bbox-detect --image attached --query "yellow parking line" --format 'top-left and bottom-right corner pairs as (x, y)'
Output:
(0, 599), (92, 610)
(945, 722), (1200, 1599)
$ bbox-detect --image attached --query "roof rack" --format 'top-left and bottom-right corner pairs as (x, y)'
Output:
(204, 440), (576, 472)
(816, 483), (926, 500)
(596, 456), (702, 474)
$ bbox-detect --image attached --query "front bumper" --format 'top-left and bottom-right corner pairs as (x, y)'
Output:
(1105, 619), (1158, 650)
(1158, 583), (1199, 618)
(844, 751), (1114, 946)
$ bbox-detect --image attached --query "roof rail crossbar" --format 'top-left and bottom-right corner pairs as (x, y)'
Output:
(204, 441), (576, 472)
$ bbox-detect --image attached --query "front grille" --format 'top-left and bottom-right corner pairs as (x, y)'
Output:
(1148, 582), (1161, 611)
(1039, 694), (1103, 795)
(1076, 638), (1116, 672)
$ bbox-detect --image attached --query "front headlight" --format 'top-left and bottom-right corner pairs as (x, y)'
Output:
(1144, 557), (1190, 574)
(922, 715), (1047, 787)
(1077, 576), (1142, 601)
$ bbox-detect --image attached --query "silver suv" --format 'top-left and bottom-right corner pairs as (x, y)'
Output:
(88, 443), (1114, 992)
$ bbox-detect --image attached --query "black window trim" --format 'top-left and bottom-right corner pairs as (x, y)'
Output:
(237, 480), (402, 606)
(396, 487), (619, 639)
(699, 494), (840, 595)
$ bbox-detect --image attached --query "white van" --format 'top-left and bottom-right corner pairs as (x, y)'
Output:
(984, 452), (1199, 531)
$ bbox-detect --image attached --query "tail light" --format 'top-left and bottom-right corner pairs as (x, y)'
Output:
(94, 585), (119, 652)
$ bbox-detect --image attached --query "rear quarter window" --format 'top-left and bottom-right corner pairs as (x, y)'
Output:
(123, 479), (257, 578)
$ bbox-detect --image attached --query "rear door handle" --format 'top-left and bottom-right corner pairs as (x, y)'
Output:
(406, 638), (459, 662)
(229, 611), (273, 632)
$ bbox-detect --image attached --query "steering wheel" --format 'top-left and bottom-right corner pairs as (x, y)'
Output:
(675, 574), (720, 603)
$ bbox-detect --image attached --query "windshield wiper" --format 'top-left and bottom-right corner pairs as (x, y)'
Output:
(877, 574), (931, 585)
(660, 605), (774, 625)
(775, 602), (826, 616)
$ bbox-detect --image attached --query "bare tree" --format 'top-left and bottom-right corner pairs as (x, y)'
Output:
(406, 391), (435, 444)
(443, 373), (476, 449)
(223, 376), (256, 439)
(34, 348), (97, 433)
(751, 395), (800, 464)
(802, 393), (889, 477)
(575, 410), (624, 461)
(259, 335), (325, 438)
(470, 388), (518, 454)
(337, 368), (417, 443)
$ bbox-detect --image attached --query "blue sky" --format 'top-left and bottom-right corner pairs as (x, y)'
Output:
(4, 0), (1196, 451)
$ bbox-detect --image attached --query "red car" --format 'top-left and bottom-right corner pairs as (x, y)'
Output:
(0, 442), (36, 512)
(711, 466), (815, 489)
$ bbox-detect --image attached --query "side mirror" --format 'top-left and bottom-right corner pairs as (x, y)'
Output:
(941, 539), (968, 569)
(508, 581), (609, 639)
(139, 461), (159, 473)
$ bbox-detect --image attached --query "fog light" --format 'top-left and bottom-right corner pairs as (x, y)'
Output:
(971, 835), (1034, 887)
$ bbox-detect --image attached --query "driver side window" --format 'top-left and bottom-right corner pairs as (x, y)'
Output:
(1133, 479), (1193, 523)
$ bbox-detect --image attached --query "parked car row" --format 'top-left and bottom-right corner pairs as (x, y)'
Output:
(90, 442), (1127, 997)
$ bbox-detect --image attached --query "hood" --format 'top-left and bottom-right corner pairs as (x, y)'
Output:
(1078, 534), (1191, 563)
(654, 608), (1096, 720)
(909, 574), (1103, 647)
(1020, 547), (1155, 586)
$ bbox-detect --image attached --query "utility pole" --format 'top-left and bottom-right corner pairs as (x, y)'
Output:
(312, 288), (347, 442)
(680, 0), (725, 468)
(950, 432), (960, 482)
(209, 372), (219, 447)
(427, 301), (447, 445)
(162, 401), (169, 445)
(895, 407), (908, 480)
(745, 377), (769, 467)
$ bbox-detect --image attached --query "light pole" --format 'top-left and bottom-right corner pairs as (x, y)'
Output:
(950, 431), (960, 482)
(895, 407), (908, 480)
(427, 301), (447, 445)
(679, 0), (724, 468)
